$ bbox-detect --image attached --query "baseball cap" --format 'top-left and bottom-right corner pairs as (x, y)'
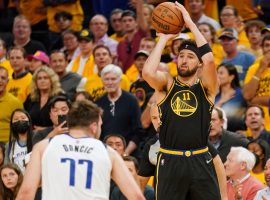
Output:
(261, 27), (270, 34)
(134, 50), (149, 59)
(78, 29), (93, 42)
(28, 51), (49, 64)
(218, 28), (238, 40)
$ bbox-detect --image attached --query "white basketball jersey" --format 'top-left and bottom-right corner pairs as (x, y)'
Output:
(9, 141), (27, 173)
(42, 134), (112, 200)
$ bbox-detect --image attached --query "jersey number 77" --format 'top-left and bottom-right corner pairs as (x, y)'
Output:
(61, 158), (93, 189)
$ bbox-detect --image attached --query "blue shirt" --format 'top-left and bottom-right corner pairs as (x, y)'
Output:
(222, 51), (255, 84)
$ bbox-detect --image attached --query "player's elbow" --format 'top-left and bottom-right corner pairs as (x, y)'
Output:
(16, 186), (34, 200)
(242, 87), (254, 101)
(142, 67), (151, 80)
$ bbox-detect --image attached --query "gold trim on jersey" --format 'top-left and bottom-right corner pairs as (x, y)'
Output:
(199, 80), (214, 106)
(170, 90), (198, 117)
(155, 153), (162, 200)
(157, 79), (175, 107)
(159, 147), (208, 157)
(157, 79), (175, 122)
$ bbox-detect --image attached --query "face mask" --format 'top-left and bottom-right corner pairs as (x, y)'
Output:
(12, 120), (30, 133)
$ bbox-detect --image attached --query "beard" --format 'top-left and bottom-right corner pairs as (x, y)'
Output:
(177, 65), (198, 77)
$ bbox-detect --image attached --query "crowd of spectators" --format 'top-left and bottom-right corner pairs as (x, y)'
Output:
(0, 0), (270, 199)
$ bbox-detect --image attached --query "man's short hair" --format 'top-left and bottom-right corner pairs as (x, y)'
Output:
(246, 104), (265, 118)
(101, 64), (123, 79)
(49, 95), (71, 110)
(213, 107), (228, 129)
(121, 10), (136, 20)
(93, 44), (112, 57)
(123, 156), (139, 172)
(103, 134), (127, 148)
(110, 8), (124, 17)
(230, 147), (256, 172)
(13, 15), (31, 29)
(67, 100), (103, 128)
(8, 46), (27, 58)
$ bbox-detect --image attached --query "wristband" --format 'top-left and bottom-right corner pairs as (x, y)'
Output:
(198, 43), (212, 58)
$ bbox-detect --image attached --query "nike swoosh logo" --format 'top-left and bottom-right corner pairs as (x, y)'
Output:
(206, 158), (213, 164)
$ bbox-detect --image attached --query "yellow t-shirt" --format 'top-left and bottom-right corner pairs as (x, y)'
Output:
(47, 1), (83, 32)
(0, 92), (23, 142)
(250, 171), (266, 185)
(84, 74), (130, 101)
(126, 64), (139, 84)
(70, 54), (95, 79)
(7, 72), (32, 103)
(167, 62), (178, 77)
(0, 59), (13, 79)
(19, 0), (47, 25)
(110, 33), (126, 43)
(226, 0), (258, 21)
(212, 43), (226, 66)
(244, 58), (270, 131)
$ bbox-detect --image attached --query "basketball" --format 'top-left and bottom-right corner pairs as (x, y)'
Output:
(151, 2), (184, 34)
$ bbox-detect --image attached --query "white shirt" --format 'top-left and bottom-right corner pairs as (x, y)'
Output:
(254, 187), (270, 200)
(42, 134), (112, 200)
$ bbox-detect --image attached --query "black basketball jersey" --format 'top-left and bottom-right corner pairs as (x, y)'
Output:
(158, 77), (213, 149)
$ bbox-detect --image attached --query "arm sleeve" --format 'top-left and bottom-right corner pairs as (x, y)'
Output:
(207, 141), (218, 158)
(138, 138), (157, 177)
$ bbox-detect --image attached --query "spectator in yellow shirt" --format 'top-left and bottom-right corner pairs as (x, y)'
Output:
(0, 38), (13, 78)
(6, 47), (32, 103)
(0, 67), (23, 142)
(243, 35), (270, 131)
(84, 45), (130, 101)
(66, 29), (95, 79)
(218, 5), (250, 49)
(109, 9), (125, 43)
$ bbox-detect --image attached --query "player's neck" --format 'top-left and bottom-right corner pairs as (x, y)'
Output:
(178, 75), (197, 86)
(69, 128), (94, 138)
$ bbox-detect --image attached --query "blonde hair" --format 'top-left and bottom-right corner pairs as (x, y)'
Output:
(30, 66), (62, 101)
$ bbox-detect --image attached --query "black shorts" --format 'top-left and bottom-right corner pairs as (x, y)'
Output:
(155, 152), (221, 200)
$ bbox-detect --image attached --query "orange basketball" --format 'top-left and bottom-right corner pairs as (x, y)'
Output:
(151, 2), (184, 34)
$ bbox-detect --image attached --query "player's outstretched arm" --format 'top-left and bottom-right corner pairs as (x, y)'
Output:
(16, 140), (47, 200)
(108, 147), (145, 200)
(175, 2), (218, 101)
(142, 33), (175, 91)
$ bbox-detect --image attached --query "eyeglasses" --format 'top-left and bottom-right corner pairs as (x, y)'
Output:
(110, 102), (115, 116)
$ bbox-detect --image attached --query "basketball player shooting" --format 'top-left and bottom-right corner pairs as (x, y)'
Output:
(142, 2), (220, 200)
(16, 100), (145, 200)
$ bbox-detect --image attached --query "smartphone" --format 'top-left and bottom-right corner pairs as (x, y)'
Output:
(58, 115), (68, 128)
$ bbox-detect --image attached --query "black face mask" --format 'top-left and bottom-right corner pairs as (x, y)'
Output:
(12, 120), (30, 133)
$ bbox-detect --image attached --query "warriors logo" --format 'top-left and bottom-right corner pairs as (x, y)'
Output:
(171, 90), (197, 117)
